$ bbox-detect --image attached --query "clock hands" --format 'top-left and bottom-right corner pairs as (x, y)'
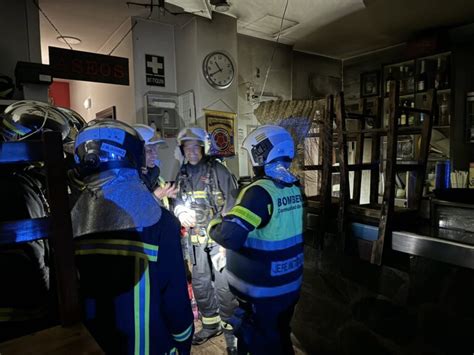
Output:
(209, 62), (223, 77)
(208, 69), (221, 77)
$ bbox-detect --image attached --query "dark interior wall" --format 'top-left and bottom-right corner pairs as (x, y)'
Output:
(342, 27), (474, 168)
(450, 23), (474, 169)
(292, 51), (342, 100)
(342, 44), (407, 106)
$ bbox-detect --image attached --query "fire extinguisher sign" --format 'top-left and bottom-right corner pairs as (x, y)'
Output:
(145, 54), (165, 87)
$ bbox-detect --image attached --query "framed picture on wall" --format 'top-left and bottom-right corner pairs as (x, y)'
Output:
(95, 106), (117, 120)
(360, 71), (380, 97)
(204, 109), (236, 158)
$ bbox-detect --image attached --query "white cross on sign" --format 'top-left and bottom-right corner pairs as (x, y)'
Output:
(147, 56), (163, 74)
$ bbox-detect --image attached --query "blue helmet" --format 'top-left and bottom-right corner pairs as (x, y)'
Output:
(74, 119), (145, 175)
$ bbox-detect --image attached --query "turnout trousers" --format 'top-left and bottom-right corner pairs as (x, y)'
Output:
(234, 296), (298, 355)
(191, 243), (237, 330)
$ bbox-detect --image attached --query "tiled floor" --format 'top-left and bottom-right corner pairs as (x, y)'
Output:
(190, 320), (307, 355)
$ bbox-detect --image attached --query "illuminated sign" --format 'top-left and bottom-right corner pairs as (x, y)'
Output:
(49, 46), (129, 86)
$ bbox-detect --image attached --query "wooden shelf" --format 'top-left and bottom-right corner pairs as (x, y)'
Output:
(0, 99), (17, 106)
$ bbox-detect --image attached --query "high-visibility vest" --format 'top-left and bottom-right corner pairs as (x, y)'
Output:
(225, 178), (304, 301)
(158, 176), (170, 210)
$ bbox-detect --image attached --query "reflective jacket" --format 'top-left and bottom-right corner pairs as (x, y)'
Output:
(212, 178), (303, 302)
(75, 209), (193, 355)
(174, 157), (236, 241)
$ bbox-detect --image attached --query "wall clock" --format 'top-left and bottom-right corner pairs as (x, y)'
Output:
(202, 51), (235, 90)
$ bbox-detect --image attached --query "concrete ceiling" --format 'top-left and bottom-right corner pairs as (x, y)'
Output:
(39, 0), (474, 62)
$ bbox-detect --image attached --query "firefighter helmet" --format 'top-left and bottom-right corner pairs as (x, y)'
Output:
(176, 127), (210, 155)
(133, 124), (165, 145)
(57, 106), (87, 153)
(0, 100), (70, 142)
(74, 119), (145, 175)
(242, 125), (294, 167)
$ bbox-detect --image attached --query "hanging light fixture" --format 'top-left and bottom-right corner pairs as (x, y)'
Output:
(210, 0), (230, 12)
(57, 36), (82, 45)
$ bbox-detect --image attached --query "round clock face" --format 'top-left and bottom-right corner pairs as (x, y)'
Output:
(202, 51), (235, 89)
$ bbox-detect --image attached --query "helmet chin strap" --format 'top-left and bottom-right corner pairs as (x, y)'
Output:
(18, 110), (49, 141)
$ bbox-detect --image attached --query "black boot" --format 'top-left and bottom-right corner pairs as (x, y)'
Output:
(192, 326), (223, 345)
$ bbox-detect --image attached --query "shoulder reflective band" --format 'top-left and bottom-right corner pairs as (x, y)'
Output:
(227, 206), (261, 228)
(172, 323), (193, 342)
(75, 239), (159, 262)
(207, 217), (222, 236)
(226, 270), (302, 298)
(134, 258), (150, 355)
(244, 234), (303, 251)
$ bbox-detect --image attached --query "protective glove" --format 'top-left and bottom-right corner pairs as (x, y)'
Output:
(178, 208), (196, 228)
(211, 246), (227, 272)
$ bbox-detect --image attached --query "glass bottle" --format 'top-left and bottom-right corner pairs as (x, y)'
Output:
(439, 94), (450, 126)
(417, 60), (427, 92)
(386, 67), (394, 96)
(434, 57), (443, 90)
(408, 101), (415, 126)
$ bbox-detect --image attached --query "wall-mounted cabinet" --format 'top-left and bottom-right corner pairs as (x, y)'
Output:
(382, 52), (452, 129)
(381, 52), (452, 193)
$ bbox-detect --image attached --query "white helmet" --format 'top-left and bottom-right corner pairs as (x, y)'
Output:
(133, 124), (165, 145)
(242, 125), (294, 167)
(177, 126), (211, 155)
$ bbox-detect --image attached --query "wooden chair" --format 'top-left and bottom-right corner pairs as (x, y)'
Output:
(0, 132), (102, 354)
(335, 81), (436, 265)
(304, 95), (337, 250)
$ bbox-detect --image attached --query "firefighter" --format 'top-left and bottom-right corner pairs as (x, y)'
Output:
(174, 127), (238, 353)
(72, 120), (193, 355)
(133, 123), (177, 209)
(208, 125), (304, 355)
(0, 101), (73, 341)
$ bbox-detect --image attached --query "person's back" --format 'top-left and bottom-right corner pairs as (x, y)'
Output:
(75, 208), (193, 354)
(71, 119), (193, 354)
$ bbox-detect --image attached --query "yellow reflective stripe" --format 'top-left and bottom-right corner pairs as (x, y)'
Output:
(221, 321), (233, 331)
(159, 177), (170, 209)
(207, 217), (222, 236)
(76, 238), (158, 251)
(202, 315), (221, 325)
(162, 196), (169, 209)
(75, 249), (157, 262)
(134, 258), (140, 355)
(187, 190), (207, 198)
(227, 206), (261, 228)
(190, 234), (215, 245)
(267, 204), (272, 215)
